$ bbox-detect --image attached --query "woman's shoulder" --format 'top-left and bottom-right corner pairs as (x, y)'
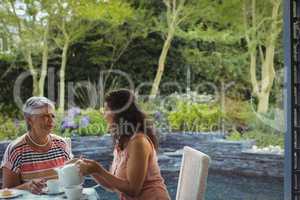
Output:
(50, 134), (68, 145)
(8, 134), (27, 148)
(130, 133), (149, 142)
(128, 133), (152, 151)
(4, 134), (27, 154)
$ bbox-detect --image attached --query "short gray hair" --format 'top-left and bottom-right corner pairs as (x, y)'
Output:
(23, 96), (55, 130)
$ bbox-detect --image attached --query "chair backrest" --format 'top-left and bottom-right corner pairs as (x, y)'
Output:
(64, 137), (72, 149)
(176, 146), (210, 200)
(64, 137), (73, 157)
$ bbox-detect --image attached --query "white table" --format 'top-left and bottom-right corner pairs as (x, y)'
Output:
(1, 188), (100, 200)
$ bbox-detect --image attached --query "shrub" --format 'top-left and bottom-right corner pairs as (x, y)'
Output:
(223, 98), (255, 133)
(0, 116), (26, 140)
(242, 130), (284, 148)
(168, 101), (222, 132)
(248, 108), (284, 134)
(0, 104), (23, 119)
(226, 130), (284, 148)
(78, 109), (107, 136)
(138, 92), (218, 133)
(225, 130), (242, 141)
(59, 107), (107, 137)
(139, 100), (170, 133)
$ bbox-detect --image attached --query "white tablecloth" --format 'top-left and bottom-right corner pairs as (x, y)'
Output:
(0, 188), (100, 200)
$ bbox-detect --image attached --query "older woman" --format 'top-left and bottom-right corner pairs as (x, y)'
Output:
(76, 89), (170, 200)
(1, 97), (72, 194)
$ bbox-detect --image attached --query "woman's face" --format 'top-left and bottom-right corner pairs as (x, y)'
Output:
(27, 105), (55, 136)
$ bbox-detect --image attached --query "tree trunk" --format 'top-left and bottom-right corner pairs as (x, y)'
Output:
(257, 92), (270, 113)
(26, 51), (39, 96)
(38, 24), (49, 97)
(150, 28), (175, 97)
(58, 41), (69, 113)
(245, 0), (280, 114)
(257, 44), (275, 113)
(32, 76), (40, 96)
(255, 0), (278, 113)
(249, 51), (259, 96)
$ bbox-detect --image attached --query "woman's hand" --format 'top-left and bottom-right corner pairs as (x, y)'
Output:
(65, 158), (80, 165)
(25, 179), (46, 194)
(75, 159), (103, 176)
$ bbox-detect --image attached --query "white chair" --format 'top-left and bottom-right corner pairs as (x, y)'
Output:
(64, 137), (74, 158)
(176, 146), (210, 200)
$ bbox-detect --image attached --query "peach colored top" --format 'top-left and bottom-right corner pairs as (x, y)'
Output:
(110, 134), (170, 200)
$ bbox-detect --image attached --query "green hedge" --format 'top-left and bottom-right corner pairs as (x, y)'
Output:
(58, 108), (108, 137)
(0, 116), (26, 140)
(168, 101), (222, 132)
(226, 130), (284, 149)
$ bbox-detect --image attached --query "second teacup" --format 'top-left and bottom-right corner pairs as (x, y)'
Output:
(64, 185), (83, 200)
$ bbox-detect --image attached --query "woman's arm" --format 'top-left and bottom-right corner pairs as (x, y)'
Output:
(2, 167), (21, 189)
(2, 167), (45, 194)
(90, 173), (115, 192)
(77, 136), (152, 197)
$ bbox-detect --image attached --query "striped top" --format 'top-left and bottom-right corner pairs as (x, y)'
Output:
(1, 134), (72, 182)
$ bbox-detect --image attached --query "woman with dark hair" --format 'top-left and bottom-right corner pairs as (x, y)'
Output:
(76, 89), (170, 200)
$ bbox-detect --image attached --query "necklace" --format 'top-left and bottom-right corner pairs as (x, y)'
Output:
(27, 133), (50, 147)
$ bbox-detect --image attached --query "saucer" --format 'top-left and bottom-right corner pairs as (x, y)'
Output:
(0, 189), (22, 199)
(62, 193), (88, 200)
(42, 187), (64, 195)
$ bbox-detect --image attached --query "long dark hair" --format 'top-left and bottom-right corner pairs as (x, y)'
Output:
(105, 89), (158, 151)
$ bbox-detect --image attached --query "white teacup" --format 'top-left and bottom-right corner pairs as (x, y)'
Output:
(64, 185), (83, 200)
(46, 179), (60, 194)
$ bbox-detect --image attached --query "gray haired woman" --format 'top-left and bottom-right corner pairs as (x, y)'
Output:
(1, 97), (72, 194)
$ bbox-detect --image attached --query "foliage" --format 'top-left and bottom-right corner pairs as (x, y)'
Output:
(225, 130), (242, 141)
(0, 0), (283, 103)
(224, 97), (284, 148)
(59, 107), (107, 137)
(78, 109), (108, 136)
(0, 0), (283, 147)
(226, 130), (284, 149)
(225, 99), (284, 148)
(0, 53), (15, 62)
(140, 92), (214, 112)
(248, 107), (284, 133)
(0, 103), (23, 119)
(73, 0), (134, 24)
(223, 99), (255, 133)
(0, 116), (26, 140)
(0, 0), (55, 96)
(174, 0), (249, 98)
(139, 92), (216, 132)
(138, 99), (170, 133)
(168, 101), (222, 132)
(0, 107), (107, 141)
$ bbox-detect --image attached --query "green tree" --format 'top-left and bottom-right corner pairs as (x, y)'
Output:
(243, 0), (282, 113)
(175, 0), (282, 113)
(0, 0), (53, 96)
(176, 0), (248, 97)
(150, 0), (202, 97)
(83, 0), (151, 91)
(50, 0), (94, 112)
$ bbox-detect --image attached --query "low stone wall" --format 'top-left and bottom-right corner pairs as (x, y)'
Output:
(0, 132), (284, 183)
(158, 133), (283, 178)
